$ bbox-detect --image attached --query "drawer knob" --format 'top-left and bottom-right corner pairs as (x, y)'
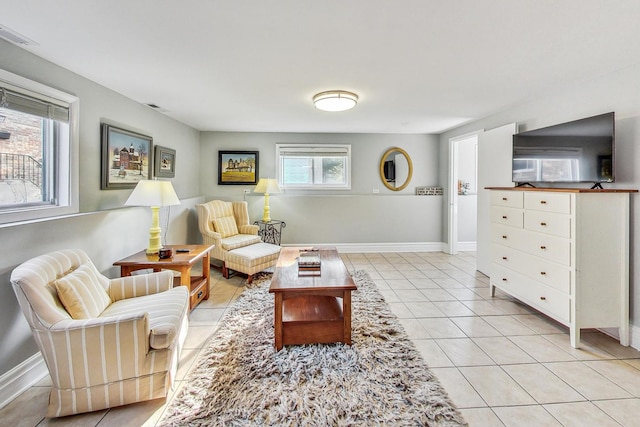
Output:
(502, 235), (508, 239)
(502, 278), (508, 282)
(540, 271), (547, 276)
(540, 245), (547, 250)
(540, 222), (547, 226)
(540, 296), (546, 301)
(197, 291), (203, 299)
(502, 215), (508, 219)
(502, 256), (508, 260)
(540, 200), (547, 204)
(502, 197), (507, 201)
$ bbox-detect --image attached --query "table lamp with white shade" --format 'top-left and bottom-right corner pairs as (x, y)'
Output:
(254, 178), (281, 222)
(125, 180), (181, 254)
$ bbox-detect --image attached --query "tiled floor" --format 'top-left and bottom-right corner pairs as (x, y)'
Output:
(2, 251), (640, 426)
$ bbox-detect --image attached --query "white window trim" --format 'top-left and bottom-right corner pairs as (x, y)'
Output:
(276, 143), (351, 190)
(0, 69), (79, 225)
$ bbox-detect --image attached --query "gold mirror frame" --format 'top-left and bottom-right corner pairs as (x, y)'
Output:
(379, 147), (413, 191)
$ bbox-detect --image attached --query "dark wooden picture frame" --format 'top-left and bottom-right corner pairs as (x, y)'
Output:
(154, 145), (176, 178)
(101, 124), (152, 189)
(218, 150), (259, 185)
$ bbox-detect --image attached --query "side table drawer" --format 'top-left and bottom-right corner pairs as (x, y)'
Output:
(190, 279), (208, 309)
(490, 206), (524, 228)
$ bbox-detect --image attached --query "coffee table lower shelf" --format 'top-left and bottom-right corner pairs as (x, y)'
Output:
(274, 293), (352, 350)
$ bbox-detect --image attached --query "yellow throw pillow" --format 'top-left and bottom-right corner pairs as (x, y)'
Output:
(54, 264), (111, 319)
(212, 216), (239, 238)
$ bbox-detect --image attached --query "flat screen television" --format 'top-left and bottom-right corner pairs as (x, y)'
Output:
(512, 112), (614, 187)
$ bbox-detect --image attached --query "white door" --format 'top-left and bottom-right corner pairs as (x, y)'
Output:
(476, 123), (517, 275)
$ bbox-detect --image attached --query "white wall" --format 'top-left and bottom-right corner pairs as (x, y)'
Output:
(439, 61), (640, 336)
(199, 132), (443, 247)
(0, 40), (202, 377)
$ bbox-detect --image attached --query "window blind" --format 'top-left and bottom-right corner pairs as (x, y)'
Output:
(0, 84), (70, 122)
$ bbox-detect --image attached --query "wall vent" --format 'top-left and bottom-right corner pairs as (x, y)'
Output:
(0, 25), (37, 46)
(145, 103), (169, 113)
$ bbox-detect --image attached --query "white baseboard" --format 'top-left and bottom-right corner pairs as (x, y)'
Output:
(0, 352), (47, 410)
(457, 241), (477, 251)
(283, 242), (446, 253)
(630, 324), (640, 350)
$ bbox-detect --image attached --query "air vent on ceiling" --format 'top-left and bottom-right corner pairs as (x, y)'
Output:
(145, 103), (169, 113)
(0, 25), (38, 46)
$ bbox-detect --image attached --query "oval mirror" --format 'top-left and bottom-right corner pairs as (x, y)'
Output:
(380, 147), (413, 191)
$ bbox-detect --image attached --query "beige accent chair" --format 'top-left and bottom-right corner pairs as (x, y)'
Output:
(10, 249), (189, 418)
(197, 200), (280, 283)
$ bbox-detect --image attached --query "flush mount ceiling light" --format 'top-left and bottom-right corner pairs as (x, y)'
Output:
(313, 90), (358, 112)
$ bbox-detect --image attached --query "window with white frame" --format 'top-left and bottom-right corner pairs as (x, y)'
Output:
(0, 69), (78, 225)
(276, 144), (351, 190)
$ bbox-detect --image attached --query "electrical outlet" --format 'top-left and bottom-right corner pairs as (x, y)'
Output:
(243, 189), (251, 194)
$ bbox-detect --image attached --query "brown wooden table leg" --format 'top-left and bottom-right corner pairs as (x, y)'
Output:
(274, 293), (283, 351)
(343, 290), (352, 345)
(203, 252), (210, 300)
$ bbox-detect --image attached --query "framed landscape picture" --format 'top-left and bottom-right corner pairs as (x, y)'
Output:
(101, 124), (152, 189)
(218, 150), (259, 185)
(154, 145), (176, 178)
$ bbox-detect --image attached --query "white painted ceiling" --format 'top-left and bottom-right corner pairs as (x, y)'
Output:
(2, 1), (640, 134)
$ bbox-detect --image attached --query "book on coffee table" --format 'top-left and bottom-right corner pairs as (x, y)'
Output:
(298, 250), (321, 276)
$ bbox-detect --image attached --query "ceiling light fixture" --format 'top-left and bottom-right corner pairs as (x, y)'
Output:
(313, 90), (358, 112)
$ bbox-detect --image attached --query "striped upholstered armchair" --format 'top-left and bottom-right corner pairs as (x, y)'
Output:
(10, 249), (189, 417)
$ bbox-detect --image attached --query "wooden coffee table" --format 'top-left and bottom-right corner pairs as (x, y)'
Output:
(114, 244), (214, 311)
(269, 246), (357, 351)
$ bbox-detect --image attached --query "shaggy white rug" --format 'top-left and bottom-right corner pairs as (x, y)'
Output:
(159, 270), (467, 426)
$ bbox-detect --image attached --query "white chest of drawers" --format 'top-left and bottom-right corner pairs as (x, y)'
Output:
(487, 188), (634, 348)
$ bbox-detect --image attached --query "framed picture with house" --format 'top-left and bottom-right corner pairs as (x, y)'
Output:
(154, 145), (176, 178)
(101, 123), (153, 189)
(218, 150), (259, 185)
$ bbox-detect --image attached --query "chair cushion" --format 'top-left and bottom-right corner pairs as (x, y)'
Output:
(226, 242), (281, 268)
(54, 264), (111, 319)
(212, 216), (239, 238)
(221, 234), (262, 251)
(101, 285), (188, 350)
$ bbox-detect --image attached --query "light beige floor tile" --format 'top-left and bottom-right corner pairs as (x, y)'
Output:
(387, 302), (415, 318)
(623, 358), (640, 370)
(502, 363), (584, 404)
(0, 387), (50, 427)
(458, 408), (504, 427)
(408, 277), (440, 289)
(581, 332), (640, 359)
(459, 366), (536, 406)
(451, 316), (502, 338)
(486, 299), (533, 315)
(196, 291), (235, 309)
(435, 338), (495, 367)
(544, 361), (633, 400)
(423, 270), (451, 279)
(473, 337), (537, 365)
(492, 405), (562, 427)
(95, 398), (168, 427)
(511, 314), (568, 335)
(543, 402), (620, 427)
(445, 288), (486, 301)
(176, 348), (200, 380)
(413, 339), (454, 367)
(461, 300), (508, 316)
(432, 278), (466, 289)
(483, 315), (536, 336)
(404, 301), (446, 318)
(417, 318), (466, 339)
(183, 325), (216, 349)
(584, 360), (640, 397)
(593, 398), (640, 427)
(395, 289), (429, 302)
(378, 270), (406, 280)
(432, 301), (477, 317)
(429, 367), (487, 408)
(188, 307), (226, 325)
(397, 318), (431, 339)
(542, 333), (617, 361)
(401, 270), (427, 279)
(420, 288), (456, 301)
(378, 289), (400, 302)
(509, 335), (577, 362)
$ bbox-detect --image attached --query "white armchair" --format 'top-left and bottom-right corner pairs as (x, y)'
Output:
(10, 249), (189, 417)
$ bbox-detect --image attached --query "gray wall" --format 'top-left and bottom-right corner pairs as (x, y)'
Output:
(199, 132), (443, 245)
(0, 40), (202, 376)
(439, 61), (640, 331)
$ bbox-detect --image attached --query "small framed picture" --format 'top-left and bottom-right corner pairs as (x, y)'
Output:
(218, 150), (259, 185)
(101, 124), (152, 189)
(155, 146), (176, 178)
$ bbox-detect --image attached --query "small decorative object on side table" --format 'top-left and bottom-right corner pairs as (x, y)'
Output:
(113, 244), (214, 311)
(253, 219), (286, 245)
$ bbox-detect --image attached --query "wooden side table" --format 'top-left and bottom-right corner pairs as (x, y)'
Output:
(113, 244), (215, 311)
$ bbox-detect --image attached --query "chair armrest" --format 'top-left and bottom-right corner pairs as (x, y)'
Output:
(238, 224), (259, 235)
(108, 270), (175, 301)
(44, 313), (151, 388)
